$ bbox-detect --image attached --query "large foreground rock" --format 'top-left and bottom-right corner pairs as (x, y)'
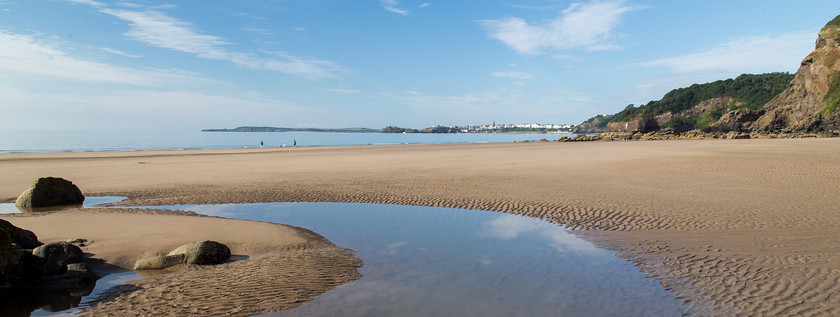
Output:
(134, 240), (231, 270)
(15, 177), (85, 209)
(0, 226), (26, 294)
(0, 219), (41, 249)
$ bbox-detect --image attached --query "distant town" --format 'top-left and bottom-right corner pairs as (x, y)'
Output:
(381, 122), (574, 134)
(205, 123), (575, 134)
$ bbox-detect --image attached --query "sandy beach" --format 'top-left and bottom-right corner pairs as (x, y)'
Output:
(2, 138), (839, 316)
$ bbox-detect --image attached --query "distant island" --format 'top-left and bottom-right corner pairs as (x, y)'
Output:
(202, 126), (378, 133)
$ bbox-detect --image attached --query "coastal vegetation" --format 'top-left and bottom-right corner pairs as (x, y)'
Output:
(380, 126), (419, 133)
(607, 72), (794, 130)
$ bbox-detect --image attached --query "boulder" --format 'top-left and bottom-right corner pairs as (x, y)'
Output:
(133, 254), (187, 270)
(0, 219), (41, 249)
(15, 177), (85, 209)
(0, 226), (26, 293)
(134, 240), (231, 270)
(31, 242), (83, 276)
(168, 240), (230, 265)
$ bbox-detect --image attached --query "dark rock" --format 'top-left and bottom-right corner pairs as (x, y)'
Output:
(30, 263), (95, 292)
(0, 227), (25, 294)
(15, 177), (85, 209)
(0, 219), (41, 249)
(31, 242), (83, 276)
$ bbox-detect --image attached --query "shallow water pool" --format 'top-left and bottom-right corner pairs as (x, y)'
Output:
(0, 196), (127, 214)
(157, 202), (685, 316)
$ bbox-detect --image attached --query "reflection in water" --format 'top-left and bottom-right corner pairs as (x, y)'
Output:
(168, 202), (684, 316)
(0, 197), (127, 214)
(0, 274), (96, 317)
(480, 213), (603, 254)
(6, 202), (683, 316)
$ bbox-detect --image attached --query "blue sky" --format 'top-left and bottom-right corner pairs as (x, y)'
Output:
(1, 0), (838, 131)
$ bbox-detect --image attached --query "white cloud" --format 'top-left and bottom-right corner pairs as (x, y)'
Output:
(492, 71), (533, 80)
(100, 47), (142, 58)
(633, 30), (816, 103)
(0, 30), (186, 86)
(0, 86), (323, 129)
(419, 2), (430, 8)
(381, 0), (409, 15)
(242, 26), (274, 36)
(480, 0), (640, 55)
(404, 90), (423, 95)
(101, 8), (230, 59)
(480, 214), (603, 254)
(640, 31), (815, 74)
(61, 0), (105, 7)
(95, 6), (346, 79)
(325, 88), (360, 94)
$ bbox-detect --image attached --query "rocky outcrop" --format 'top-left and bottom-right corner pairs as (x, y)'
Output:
(134, 240), (231, 270)
(606, 115), (670, 133)
(0, 225), (26, 295)
(573, 114), (614, 133)
(0, 219), (41, 250)
(15, 177), (85, 210)
(0, 221), (94, 316)
(749, 18), (840, 132)
(31, 242), (84, 276)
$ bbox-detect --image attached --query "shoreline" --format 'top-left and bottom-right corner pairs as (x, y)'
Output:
(2, 139), (839, 315)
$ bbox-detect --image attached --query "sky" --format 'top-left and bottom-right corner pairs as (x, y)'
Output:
(1, 0), (838, 131)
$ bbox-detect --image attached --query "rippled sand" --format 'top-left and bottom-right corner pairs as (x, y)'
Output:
(2, 138), (839, 316)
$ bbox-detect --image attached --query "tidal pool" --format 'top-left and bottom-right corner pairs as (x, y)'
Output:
(0, 196), (126, 214)
(156, 202), (685, 316)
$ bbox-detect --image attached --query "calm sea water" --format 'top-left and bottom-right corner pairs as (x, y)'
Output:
(0, 129), (572, 153)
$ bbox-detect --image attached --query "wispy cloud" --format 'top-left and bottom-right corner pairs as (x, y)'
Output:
(324, 88), (360, 94)
(633, 30), (816, 104)
(492, 71), (532, 80)
(480, 0), (641, 55)
(419, 2), (430, 8)
(381, 0), (409, 15)
(640, 31), (815, 74)
(85, 4), (347, 79)
(100, 47), (142, 58)
(480, 214), (603, 254)
(62, 0), (105, 7)
(0, 86), (324, 129)
(0, 30), (186, 86)
(242, 26), (274, 36)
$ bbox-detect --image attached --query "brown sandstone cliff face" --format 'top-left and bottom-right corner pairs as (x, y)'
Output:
(749, 22), (840, 132)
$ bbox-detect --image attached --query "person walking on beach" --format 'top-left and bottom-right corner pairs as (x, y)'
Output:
(293, 139), (296, 147)
(260, 140), (264, 148)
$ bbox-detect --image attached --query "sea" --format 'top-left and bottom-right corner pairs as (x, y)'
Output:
(0, 129), (574, 153)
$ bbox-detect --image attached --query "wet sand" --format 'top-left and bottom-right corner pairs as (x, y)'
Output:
(2, 138), (839, 315)
(0, 208), (362, 316)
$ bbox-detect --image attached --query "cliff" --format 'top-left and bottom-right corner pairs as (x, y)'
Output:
(576, 14), (840, 134)
(746, 16), (840, 132)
